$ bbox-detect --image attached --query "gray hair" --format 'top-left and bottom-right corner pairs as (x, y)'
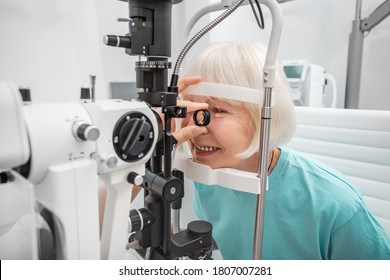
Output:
(185, 41), (296, 158)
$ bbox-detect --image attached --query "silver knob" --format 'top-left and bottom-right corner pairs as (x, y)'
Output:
(73, 121), (100, 141)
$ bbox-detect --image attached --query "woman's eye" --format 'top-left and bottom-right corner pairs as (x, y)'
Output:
(213, 108), (228, 114)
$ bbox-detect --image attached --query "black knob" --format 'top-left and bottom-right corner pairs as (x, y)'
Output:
(128, 208), (154, 233)
(143, 170), (183, 203)
(172, 169), (184, 210)
(187, 221), (213, 237)
(1, 172), (10, 184)
(80, 86), (91, 100)
(103, 35), (131, 48)
(127, 172), (144, 186)
(162, 177), (182, 203)
(129, 209), (142, 232)
(19, 87), (31, 103)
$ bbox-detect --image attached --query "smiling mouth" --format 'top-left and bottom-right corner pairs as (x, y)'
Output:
(195, 145), (220, 152)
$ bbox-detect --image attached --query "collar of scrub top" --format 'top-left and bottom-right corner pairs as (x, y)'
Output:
(174, 82), (269, 194)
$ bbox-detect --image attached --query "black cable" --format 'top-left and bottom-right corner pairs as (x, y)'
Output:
(249, 0), (265, 30)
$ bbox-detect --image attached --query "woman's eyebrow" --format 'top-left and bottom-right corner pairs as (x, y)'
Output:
(213, 100), (234, 108)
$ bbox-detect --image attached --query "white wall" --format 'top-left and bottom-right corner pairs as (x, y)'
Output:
(207, 0), (390, 110)
(0, 0), (202, 102)
(1, 0), (388, 108)
(0, 0), (106, 103)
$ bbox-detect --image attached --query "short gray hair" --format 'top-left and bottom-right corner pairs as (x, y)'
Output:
(185, 41), (296, 158)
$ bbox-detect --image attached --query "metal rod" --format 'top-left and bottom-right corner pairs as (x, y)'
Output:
(163, 202), (171, 255)
(355, 0), (363, 20)
(345, 0), (390, 108)
(252, 0), (283, 260)
(345, 0), (364, 108)
(345, 19), (364, 109)
(253, 87), (273, 259)
(361, 0), (390, 32)
(172, 209), (180, 233)
(344, 0), (364, 109)
(164, 115), (173, 178)
(90, 75), (96, 102)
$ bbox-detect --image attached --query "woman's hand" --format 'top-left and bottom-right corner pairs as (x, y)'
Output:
(171, 76), (209, 145)
(177, 75), (203, 93)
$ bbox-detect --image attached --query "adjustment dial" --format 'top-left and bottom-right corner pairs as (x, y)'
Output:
(113, 112), (155, 162)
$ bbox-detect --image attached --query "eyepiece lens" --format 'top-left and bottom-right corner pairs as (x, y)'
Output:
(193, 109), (211, 126)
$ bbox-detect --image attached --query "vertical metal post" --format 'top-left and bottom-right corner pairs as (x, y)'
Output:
(345, 0), (390, 108)
(253, 87), (273, 260)
(90, 75), (96, 103)
(355, 0), (363, 20)
(345, 0), (364, 109)
(251, 0), (283, 260)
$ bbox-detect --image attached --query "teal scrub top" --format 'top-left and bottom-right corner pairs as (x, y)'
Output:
(193, 148), (390, 260)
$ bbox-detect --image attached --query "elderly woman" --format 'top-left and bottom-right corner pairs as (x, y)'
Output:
(174, 41), (390, 260)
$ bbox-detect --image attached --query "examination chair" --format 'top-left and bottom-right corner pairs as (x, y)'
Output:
(285, 106), (390, 235)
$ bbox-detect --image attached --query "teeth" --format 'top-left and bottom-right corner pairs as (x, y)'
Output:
(196, 146), (218, 152)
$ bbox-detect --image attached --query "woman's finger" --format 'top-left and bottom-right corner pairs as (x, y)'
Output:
(173, 125), (207, 146)
(178, 76), (202, 92)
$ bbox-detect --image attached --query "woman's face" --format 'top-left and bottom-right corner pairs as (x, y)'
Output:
(183, 97), (258, 172)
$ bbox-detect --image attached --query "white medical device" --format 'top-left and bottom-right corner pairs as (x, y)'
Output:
(0, 81), (158, 260)
(282, 60), (337, 108)
(0, 82), (39, 260)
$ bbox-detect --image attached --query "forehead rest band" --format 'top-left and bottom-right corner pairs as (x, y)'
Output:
(180, 82), (265, 105)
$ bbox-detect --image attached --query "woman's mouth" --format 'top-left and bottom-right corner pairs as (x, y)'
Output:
(194, 145), (220, 156)
(196, 145), (218, 152)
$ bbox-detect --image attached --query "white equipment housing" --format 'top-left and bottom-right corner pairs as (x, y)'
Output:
(0, 81), (158, 260)
(282, 60), (337, 108)
(0, 82), (38, 259)
(0, 82), (29, 169)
